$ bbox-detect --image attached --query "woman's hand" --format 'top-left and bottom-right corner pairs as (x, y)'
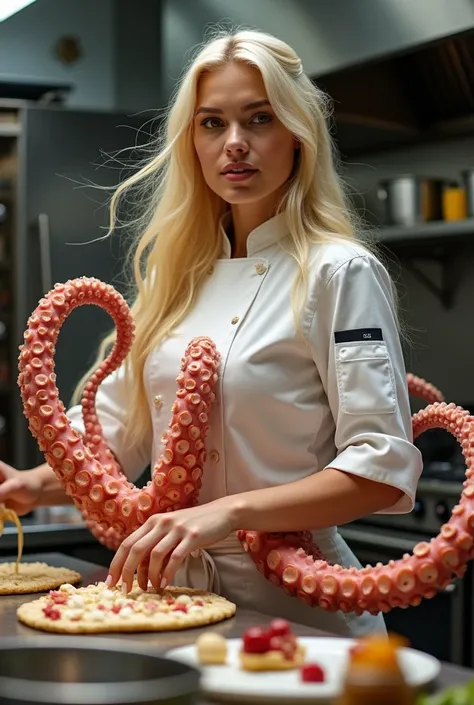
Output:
(106, 499), (235, 593)
(0, 461), (43, 515)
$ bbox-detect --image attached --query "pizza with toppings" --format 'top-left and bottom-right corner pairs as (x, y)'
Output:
(16, 580), (237, 633)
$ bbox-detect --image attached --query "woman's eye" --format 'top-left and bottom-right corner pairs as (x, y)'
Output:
(201, 117), (224, 129)
(251, 113), (273, 125)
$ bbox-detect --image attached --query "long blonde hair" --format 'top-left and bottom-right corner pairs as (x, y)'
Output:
(72, 27), (385, 450)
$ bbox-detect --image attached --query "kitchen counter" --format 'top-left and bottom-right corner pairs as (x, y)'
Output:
(0, 552), (473, 702)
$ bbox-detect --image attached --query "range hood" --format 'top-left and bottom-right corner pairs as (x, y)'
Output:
(313, 27), (474, 157)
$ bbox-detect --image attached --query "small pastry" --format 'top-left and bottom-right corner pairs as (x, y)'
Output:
(196, 632), (228, 665)
(239, 619), (306, 671)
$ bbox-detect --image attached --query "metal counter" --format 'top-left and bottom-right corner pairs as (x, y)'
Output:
(0, 552), (473, 703)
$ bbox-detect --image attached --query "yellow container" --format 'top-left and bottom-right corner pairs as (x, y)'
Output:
(443, 186), (467, 221)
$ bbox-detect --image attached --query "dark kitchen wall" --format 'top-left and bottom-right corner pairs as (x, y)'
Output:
(342, 135), (474, 404)
(0, 0), (163, 112)
(0, 0), (116, 109)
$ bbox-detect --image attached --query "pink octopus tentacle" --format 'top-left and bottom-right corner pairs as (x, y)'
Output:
(239, 402), (474, 614)
(407, 372), (444, 404)
(19, 276), (474, 615)
(17, 277), (219, 542)
(81, 331), (215, 549)
(77, 302), (135, 549)
(81, 366), (138, 550)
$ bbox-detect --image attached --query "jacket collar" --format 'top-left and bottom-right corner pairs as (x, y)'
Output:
(219, 211), (289, 258)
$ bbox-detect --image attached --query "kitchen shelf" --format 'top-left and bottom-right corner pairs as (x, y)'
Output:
(376, 218), (474, 245)
(372, 220), (474, 309)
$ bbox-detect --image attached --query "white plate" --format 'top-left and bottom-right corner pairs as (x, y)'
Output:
(168, 636), (441, 703)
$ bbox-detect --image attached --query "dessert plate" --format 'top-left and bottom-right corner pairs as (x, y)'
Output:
(168, 636), (441, 703)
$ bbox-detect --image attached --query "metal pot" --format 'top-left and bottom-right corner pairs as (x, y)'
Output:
(377, 176), (445, 226)
(0, 636), (200, 705)
(462, 169), (474, 217)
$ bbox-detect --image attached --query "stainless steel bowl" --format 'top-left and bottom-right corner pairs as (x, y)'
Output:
(0, 636), (200, 705)
(377, 176), (445, 226)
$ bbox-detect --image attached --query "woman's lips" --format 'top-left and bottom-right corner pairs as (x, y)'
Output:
(222, 169), (258, 182)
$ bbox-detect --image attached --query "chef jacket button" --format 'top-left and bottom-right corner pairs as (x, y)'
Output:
(153, 394), (163, 409)
(255, 263), (266, 275)
(231, 316), (239, 325)
(210, 450), (220, 463)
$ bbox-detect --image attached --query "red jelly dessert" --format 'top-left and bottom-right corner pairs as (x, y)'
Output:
(240, 619), (306, 671)
(243, 627), (271, 653)
(301, 663), (325, 683)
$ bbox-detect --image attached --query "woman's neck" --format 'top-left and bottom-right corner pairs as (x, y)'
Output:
(229, 199), (277, 258)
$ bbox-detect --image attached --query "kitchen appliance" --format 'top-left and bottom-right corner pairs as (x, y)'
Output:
(0, 100), (147, 471)
(377, 176), (445, 226)
(340, 410), (474, 667)
(0, 636), (200, 705)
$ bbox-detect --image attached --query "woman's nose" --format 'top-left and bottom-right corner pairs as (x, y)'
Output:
(224, 125), (249, 156)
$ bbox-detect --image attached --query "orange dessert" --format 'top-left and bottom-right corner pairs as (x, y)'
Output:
(336, 633), (416, 705)
(239, 619), (306, 671)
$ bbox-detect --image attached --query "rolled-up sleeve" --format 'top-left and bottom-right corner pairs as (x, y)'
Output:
(309, 252), (422, 513)
(66, 364), (152, 482)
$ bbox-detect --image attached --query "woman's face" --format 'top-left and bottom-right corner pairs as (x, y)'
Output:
(193, 62), (297, 209)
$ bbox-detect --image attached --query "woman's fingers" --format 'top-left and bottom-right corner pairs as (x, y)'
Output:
(159, 541), (193, 588)
(0, 477), (21, 503)
(107, 521), (155, 588)
(137, 556), (150, 591)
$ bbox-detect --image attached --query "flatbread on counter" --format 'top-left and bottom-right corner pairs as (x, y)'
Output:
(0, 562), (81, 595)
(0, 505), (81, 594)
(17, 581), (236, 633)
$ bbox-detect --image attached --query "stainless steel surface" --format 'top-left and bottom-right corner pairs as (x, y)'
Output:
(18, 106), (147, 470)
(0, 551), (473, 701)
(0, 636), (200, 705)
(378, 176), (445, 226)
(38, 212), (52, 295)
(463, 169), (474, 217)
(13, 108), (26, 470)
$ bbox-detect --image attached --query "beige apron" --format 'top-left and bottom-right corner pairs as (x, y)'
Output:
(173, 528), (387, 637)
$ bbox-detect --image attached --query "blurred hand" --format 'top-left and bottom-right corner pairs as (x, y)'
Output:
(106, 499), (235, 593)
(0, 461), (43, 515)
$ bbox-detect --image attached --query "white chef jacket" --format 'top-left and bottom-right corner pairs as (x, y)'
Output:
(66, 212), (422, 637)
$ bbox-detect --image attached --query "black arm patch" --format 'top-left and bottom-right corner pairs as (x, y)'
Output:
(334, 328), (383, 344)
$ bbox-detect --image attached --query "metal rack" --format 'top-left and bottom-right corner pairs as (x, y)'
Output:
(375, 219), (474, 309)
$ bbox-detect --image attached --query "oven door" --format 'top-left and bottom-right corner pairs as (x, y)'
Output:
(340, 525), (467, 665)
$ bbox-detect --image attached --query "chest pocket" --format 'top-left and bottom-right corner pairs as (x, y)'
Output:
(335, 341), (396, 415)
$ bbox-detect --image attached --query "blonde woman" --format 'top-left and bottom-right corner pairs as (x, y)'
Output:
(0, 29), (422, 636)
